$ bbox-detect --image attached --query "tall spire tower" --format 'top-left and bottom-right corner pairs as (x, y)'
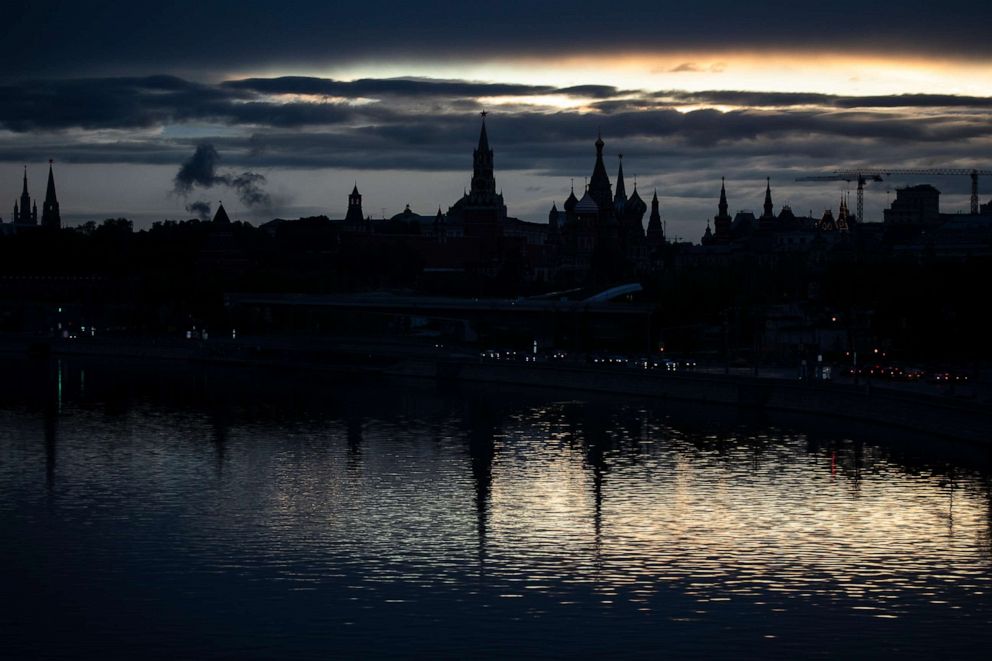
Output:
(41, 160), (61, 229)
(588, 132), (613, 214)
(17, 166), (37, 225)
(714, 177), (732, 243)
(449, 111), (507, 239)
(470, 111), (497, 199)
(613, 154), (627, 216)
(762, 177), (774, 218)
(345, 182), (364, 225)
(646, 189), (664, 248)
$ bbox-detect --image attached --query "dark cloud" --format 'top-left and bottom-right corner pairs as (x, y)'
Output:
(4, 75), (992, 143)
(665, 90), (992, 109)
(174, 143), (227, 193)
(2, 73), (991, 228)
(173, 143), (271, 208)
(185, 200), (212, 220)
(223, 76), (560, 99)
(3, 1), (991, 79)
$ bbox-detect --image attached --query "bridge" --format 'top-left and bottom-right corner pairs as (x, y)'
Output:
(224, 286), (656, 350)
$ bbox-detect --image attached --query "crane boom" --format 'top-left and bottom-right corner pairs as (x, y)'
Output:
(796, 168), (992, 218)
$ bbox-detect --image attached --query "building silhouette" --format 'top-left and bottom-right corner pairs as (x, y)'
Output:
(5, 161), (60, 232)
(12, 166), (37, 226)
(883, 184), (941, 226)
(41, 161), (61, 230)
(446, 112), (508, 240)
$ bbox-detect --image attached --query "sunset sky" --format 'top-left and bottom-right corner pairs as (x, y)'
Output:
(2, 0), (991, 239)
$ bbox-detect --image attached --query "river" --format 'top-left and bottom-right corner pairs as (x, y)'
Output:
(1, 358), (990, 658)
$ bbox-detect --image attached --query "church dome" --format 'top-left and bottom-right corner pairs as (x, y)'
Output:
(574, 191), (599, 215)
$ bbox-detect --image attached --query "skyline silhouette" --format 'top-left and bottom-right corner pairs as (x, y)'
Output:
(1, 2), (991, 234)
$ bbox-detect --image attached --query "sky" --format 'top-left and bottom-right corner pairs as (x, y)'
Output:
(2, 0), (992, 240)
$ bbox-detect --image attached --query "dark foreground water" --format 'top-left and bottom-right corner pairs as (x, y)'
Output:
(1, 358), (991, 659)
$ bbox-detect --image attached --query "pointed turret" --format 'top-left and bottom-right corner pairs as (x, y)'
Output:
(212, 202), (231, 224)
(713, 177), (732, 244)
(477, 114), (490, 153)
(613, 154), (627, 216)
(646, 190), (664, 248)
(469, 111), (496, 199)
(762, 177), (774, 219)
(17, 166), (34, 225)
(345, 182), (364, 225)
(718, 177), (728, 218)
(588, 132), (613, 215)
(546, 202), (562, 244)
(837, 196), (849, 232)
(41, 160), (61, 229)
(564, 182), (578, 217)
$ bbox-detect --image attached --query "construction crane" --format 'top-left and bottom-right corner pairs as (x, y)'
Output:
(796, 168), (992, 222)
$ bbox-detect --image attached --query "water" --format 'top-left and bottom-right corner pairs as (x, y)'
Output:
(1, 358), (990, 659)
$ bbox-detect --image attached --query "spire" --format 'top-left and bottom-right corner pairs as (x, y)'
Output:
(614, 154), (627, 202)
(18, 165), (34, 225)
(212, 202), (231, 224)
(718, 177), (728, 217)
(477, 110), (490, 152)
(41, 160), (61, 228)
(763, 177), (774, 218)
(469, 111), (497, 200)
(346, 181), (364, 224)
(45, 160), (58, 203)
(646, 188), (664, 247)
(588, 132), (612, 213)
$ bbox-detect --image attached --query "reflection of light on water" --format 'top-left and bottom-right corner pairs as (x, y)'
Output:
(5, 392), (991, 652)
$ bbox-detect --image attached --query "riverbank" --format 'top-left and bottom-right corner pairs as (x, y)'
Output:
(8, 334), (990, 445)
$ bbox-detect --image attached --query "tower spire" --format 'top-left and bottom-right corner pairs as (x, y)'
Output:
(718, 177), (728, 217)
(41, 160), (61, 229)
(763, 176), (773, 218)
(18, 165), (34, 225)
(646, 188), (664, 247)
(615, 154), (626, 199)
(588, 132), (612, 213)
(469, 111), (496, 199)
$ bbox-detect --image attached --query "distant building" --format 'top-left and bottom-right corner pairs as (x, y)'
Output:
(12, 167), (37, 227)
(41, 161), (61, 230)
(3, 162), (60, 233)
(550, 135), (651, 283)
(883, 184), (941, 226)
(446, 113), (508, 239)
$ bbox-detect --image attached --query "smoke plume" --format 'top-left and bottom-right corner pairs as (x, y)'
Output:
(173, 143), (271, 208)
(185, 200), (212, 220)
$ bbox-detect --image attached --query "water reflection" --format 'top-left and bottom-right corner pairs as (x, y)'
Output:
(0, 358), (990, 658)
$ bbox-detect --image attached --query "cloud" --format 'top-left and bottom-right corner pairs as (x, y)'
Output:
(3, 2), (991, 79)
(2, 73), (991, 228)
(173, 143), (271, 208)
(173, 143), (226, 193)
(185, 200), (212, 220)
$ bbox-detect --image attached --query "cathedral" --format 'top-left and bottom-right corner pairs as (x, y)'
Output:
(324, 116), (664, 286)
(548, 134), (659, 283)
(7, 161), (61, 231)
